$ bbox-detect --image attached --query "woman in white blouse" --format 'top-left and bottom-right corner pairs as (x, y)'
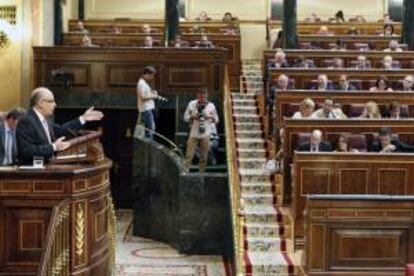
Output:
(292, 98), (316, 119)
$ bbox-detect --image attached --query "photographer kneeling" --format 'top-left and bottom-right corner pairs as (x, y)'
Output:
(184, 88), (219, 173)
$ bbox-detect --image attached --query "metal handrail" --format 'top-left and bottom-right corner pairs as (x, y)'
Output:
(136, 126), (185, 158)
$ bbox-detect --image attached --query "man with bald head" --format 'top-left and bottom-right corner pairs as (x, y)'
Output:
(297, 129), (332, 152)
(16, 87), (103, 164)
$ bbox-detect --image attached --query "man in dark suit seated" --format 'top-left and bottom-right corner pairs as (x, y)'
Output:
(310, 74), (335, 91)
(297, 129), (332, 152)
(369, 127), (414, 153)
(335, 74), (357, 91)
(0, 108), (26, 166)
(16, 87), (104, 165)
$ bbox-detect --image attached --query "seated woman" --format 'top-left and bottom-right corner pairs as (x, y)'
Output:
(292, 98), (315, 119)
(222, 12), (236, 23)
(359, 101), (381, 119)
(384, 101), (405, 119)
(369, 76), (394, 92)
(381, 24), (395, 36)
(335, 133), (359, 152)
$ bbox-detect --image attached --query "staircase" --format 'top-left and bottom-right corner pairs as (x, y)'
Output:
(241, 60), (264, 94)
(230, 91), (302, 275)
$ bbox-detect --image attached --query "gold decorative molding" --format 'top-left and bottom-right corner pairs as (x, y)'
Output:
(75, 202), (87, 266)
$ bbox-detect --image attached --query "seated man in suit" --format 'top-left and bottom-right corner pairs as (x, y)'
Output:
(0, 108), (26, 166)
(268, 50), (289, 69)
(311, 98), (347, 119)
(16, 87), (104, 165)
(369, 127), (414, 153)
(297, 129), (332, 152)
(197, 34), (214, 48)
(310, 74), (334, 91)
(336, 74), (357, 91)
(400, 75), (414, 91)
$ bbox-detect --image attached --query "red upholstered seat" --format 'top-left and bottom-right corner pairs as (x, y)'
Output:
(349, 134), (367, 151)
(348, 104), (365, 117)
(296, 133), (311, 148)
(406, 264), (414, 276)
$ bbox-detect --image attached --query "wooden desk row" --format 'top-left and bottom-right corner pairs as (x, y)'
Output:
(296, 35), (399, 50)
(69, 19), (240, 34)
(280, 119), (414, 206)
(274, 90), (414, 130)
(61, 33), (241, 90)
(33, 46), (227, 98)
(268, 68), (414, 90)
(305, 194), (414, 275)
(293, 152), (414, 244)
(267, 20), (402, 35)
(264, 50), (414, 69)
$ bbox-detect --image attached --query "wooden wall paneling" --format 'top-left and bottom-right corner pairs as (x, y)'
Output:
(305, 196), (414, 275)
(294, 152), (414, 242)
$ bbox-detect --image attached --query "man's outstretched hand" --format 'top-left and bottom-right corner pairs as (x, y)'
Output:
(81, 107), (104, 122)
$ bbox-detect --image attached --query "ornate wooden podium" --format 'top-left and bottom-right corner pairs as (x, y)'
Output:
(0, 131), (115, 276)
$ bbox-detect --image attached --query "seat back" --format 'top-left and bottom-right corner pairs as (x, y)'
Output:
(349, 134), (368, 151)
(349, 104), (365, 117)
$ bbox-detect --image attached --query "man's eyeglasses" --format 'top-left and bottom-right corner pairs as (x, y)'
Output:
(43, 99), (55, 103)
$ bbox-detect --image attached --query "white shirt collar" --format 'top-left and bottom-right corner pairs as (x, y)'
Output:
(33, 108), (47, 123)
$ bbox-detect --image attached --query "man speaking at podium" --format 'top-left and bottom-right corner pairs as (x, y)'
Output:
(16, 87), (104, 165)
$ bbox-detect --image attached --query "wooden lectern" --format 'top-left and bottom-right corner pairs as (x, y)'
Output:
(0, 131), (114, 276)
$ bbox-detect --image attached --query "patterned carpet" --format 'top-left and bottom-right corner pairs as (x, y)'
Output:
(115, 210), (228, 276)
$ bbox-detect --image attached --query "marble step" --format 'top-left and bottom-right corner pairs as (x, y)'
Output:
(239, 169), (272, 182)
(231, 93), (257, 99)
(243, 252), (301, 275)
(235, 130), (263, 139)
(242, 65), (261, 70)
(236, 139), (266, 150)
(232, 99), (257, 107)
(242, 193), (282, 205)
(245, 222), (292, 239)
(244, 89), (264, 94)
(241, 182), (282, 195)
(238, 157), (267, 169)
(244, 205), (289, 224)
(245, 237), (292, 253)
(243, 75), (263, 81)
(233, 115), (261, 124)
(234, 122), (262, 132)
(237, 148), (267, 159)
(243, 72), (262, 78)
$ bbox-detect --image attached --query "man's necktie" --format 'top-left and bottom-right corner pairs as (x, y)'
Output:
(4, 129), (13, 165)
(42, 119), (52, 144)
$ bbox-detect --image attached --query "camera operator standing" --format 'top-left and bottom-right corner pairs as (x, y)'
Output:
(137, 66), (159, 138)
(183, 88), (219, 173)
